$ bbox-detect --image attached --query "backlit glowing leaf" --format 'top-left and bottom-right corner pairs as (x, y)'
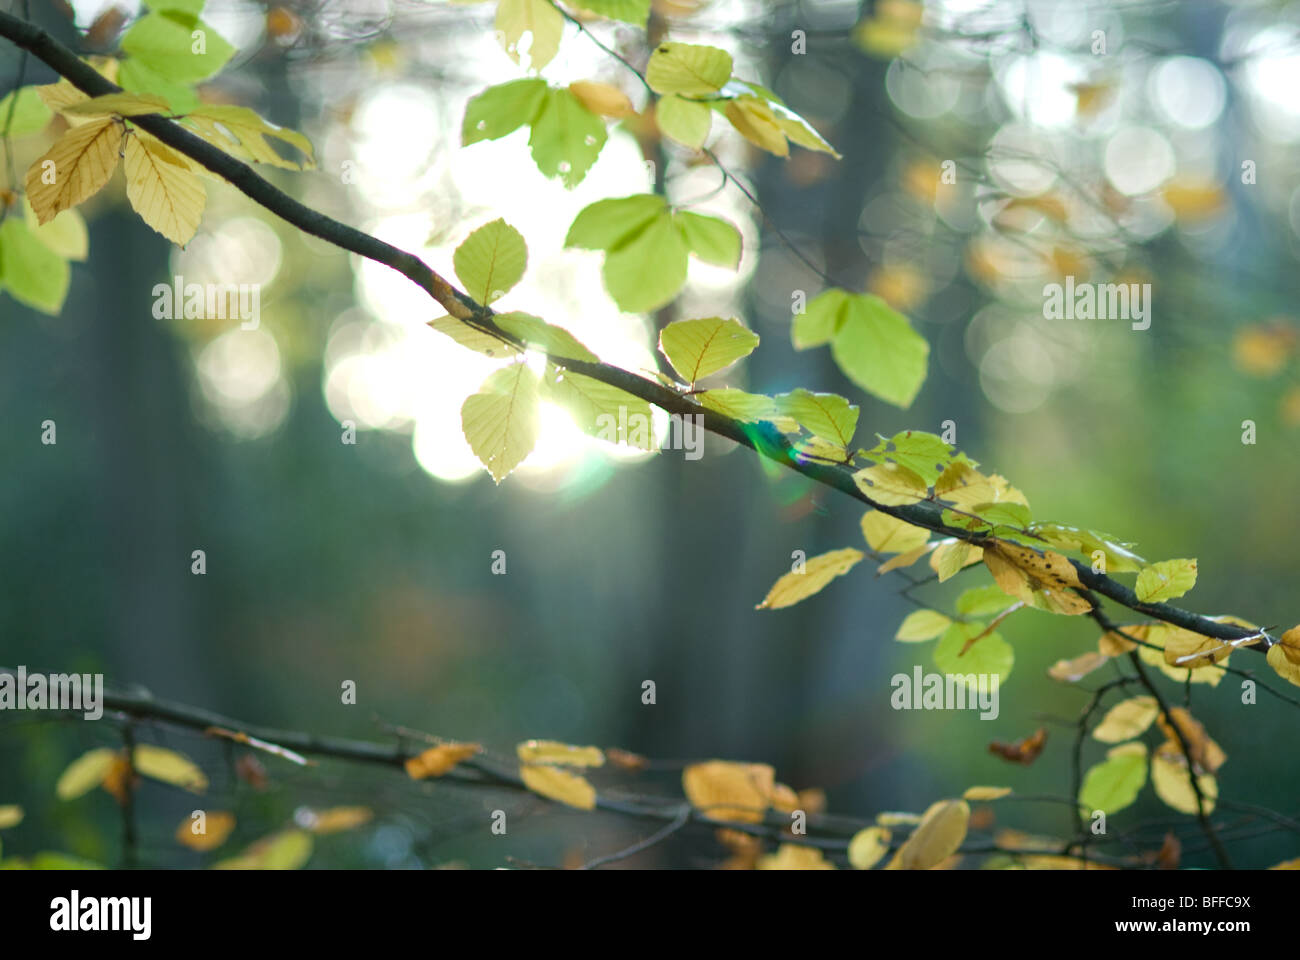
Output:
(123, 134), (206, 246)
(460, 362), (541, 483)
(495, 0), (563, 70)
(755, 547), (864, 610)
(659, 317), (758, 383)
(1135, 558), (1198, 603)
(454, 219), (528, 305)
(646, 42), (732, 96)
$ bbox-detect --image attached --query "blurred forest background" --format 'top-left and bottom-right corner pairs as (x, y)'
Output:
(2, 0), (1299, 868)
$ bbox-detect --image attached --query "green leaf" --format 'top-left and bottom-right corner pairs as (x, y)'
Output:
(121, 11), (235, 84)
(600, 211), (688, 313)
(884, 430), (952, 484)
(933, 622), (1013, 687)
(61, 92), (172, 117)
(646, 42), (733, 96)
(830, 293), (929, 408)
(0, 218), (71, 315)
(659, 317), (758, 383)
(570, 0), (650, 25)
(496, 312), (597, 363)
(565, 194), (667, 250)
(544, 366), (655, 450)
(1025, 524), (1145, 574)
(118, 58), (201, 115)
(674, 210), (741, 268)
(655, 94), (711, 148)
(895, 609), (951, 642)
(23, 198), (89, 262)
(428, 316), (520, 359)
(775, 388), (858, 447)
(955, 584), (1017, 617)
(529, 87), (607, 188)
(454, 219), (528, 304)
(696, 388), (775, 422)
(1078, 743), (1148, 816)
(970, 501), (1032, 529)
(462, 78), (548, 145)
(0, 87), (53, 136)
(145, 0), (206, 13)
(495, 0), (564, 71)
(792, 288), (847, 349)
(461, 363), (542, 483)
(1135, 558), (1198, 603)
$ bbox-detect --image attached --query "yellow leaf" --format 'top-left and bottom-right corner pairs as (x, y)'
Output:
(1150, 741), (1216, 815)
(1268, 637), (1300, 687)
(876, 811), (922, 826)
(55, 748), (119, 800)
(930, 538), (981, 582)
(769, 783), (800, 813)
(213, 829), (313, 869)
(1269, 857), (1300, 869)
(1092, 696), (1159, 743)
(133, 745), (208, 793)
(1135, 558), (1198, 604)
(185, 105), (314, 169)
(175, 810), (235, 851)
(848, 826), (891, 869)
(297, 806), (373, 834)
(1162, 176), (1226, 220)
(983, 540), (1090, 616)
(853, 462), (928, 506)
(1233, 322), (1295, 377)
(724, 96), (788, 156)
(515, 741), (605, 767)
(887, 799), (969, 870)
(962, 786), (1012, 801)
(25, 117), (124, 224)
(519, 763), (597, 810)
(755, 547), (864, 610)
(682, 761), (774, 823)
(895, 609), (951, 642)
(568, 81), (635, 118)
(877, 543), (931, 573)
(756, 843), (836, 870)
(123, 134), (206, 246)
(0, 805), (24, 829)
(62, 92), (171, 118)
(460, 362), (541, 483)
(404, 742), (482, 779)
(861, 510), (929, 553)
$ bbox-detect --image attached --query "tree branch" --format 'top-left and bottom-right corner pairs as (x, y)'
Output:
(0, 8), (1280, 660)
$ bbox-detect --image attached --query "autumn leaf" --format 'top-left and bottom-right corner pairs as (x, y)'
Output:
(519, 763), (597, 810)
(989, 727), (1047, 766)
(682, 761), (774, 823)
(848, 826), (891, 869)
(757, 843), (836, 870)
(404, 742), (482, 779)
(516, 741), (605, 766)
(26, 117), (124, 224)
(1092, 696), (1159, 743)
(297, 806), (373, 834)
(1135, 558), (1198, 603)
(175, 811), (235, 851)
(755, 547), (863, 610)
(886, 799), (969, 870)
(123, 133), (207, 246)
